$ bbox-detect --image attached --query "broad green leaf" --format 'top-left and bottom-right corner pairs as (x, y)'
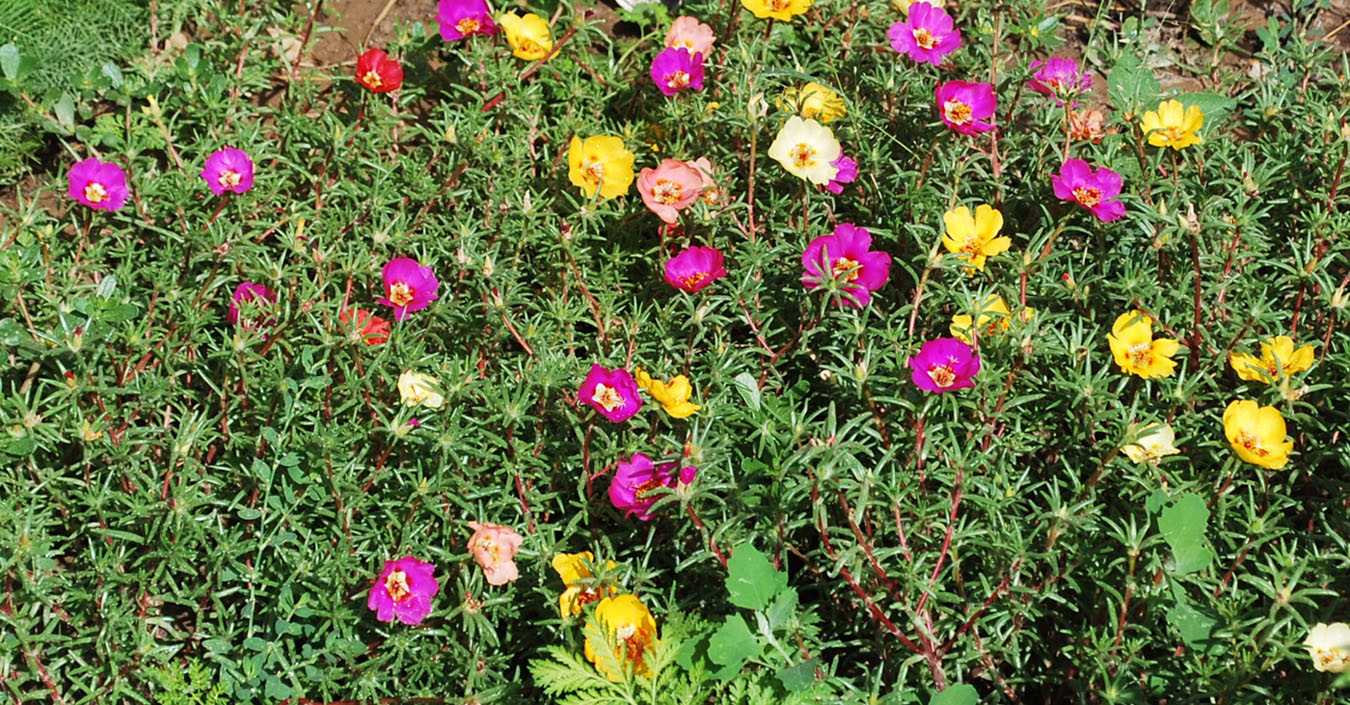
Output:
(1159, 494), (1212, 574)
(733, 372), (761, 411)
(1108, 52), (1160, 117)
(930, 683), (979, 705)
(707, 614), (759, 679)
(0, 44), (18, 80)
(726, 543), (785, 610)
(1172, 92), (1237, 130)
(777, 658), (817, 691)
(1167, 603), (1224, 655)
(767, 587), (798, 629)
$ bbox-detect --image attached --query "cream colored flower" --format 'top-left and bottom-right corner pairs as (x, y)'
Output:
(1120, 423), (1180, 465)
(1305, 622), (1350, 673)
(398, 370), (444, 408)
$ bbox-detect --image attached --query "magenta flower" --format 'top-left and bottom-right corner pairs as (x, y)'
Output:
(824, 153), (858, 195)
(578, 364), (642, 422)
(1027, 57), (1092, 106)
(1051, 158), (1126, 222)
(609, 453), (696, 521)
(367, 556), (439, 625)
(437, 0), (495, 40)
(68, 157), (129, 212)
(650, 47), (704, 97)
(200, 147), (255, 196)
(801, 223), (892, 309)
(887, 2), (962, 66)
(909, 337), (980, 393)
(378, 257), (440, 322)
(665, 246), (727, 293)
(936, 81), (996, 135)
(228, 282), (277, 332)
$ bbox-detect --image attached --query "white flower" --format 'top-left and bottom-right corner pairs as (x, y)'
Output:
(1305, 622), (1350, 673)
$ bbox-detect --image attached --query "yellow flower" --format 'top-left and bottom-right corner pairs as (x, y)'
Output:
(397, 371), (444, 408)
(568, 136), (636, 200)
(1223, 400), (1293, 470)
(1107, 310), (1180, 379)
(741, 0), (813, 21)
(1120, 423), (1180, 465)
(767, 116), (840, 185)
(584, 594), (658, 680)
(1140, 99), (1203, 150)
(1229, 336), (1315, 383)
(498, 13), (554, 61)
(941, 205), (1011, 272)
(635, 368), (701, 418)
(778, 82), (846, 123)
(892, 0), (942, 13)
(1305, 622), (1350, 673)
(949, 294), (1034, 344)
(552, 552), (618, 617)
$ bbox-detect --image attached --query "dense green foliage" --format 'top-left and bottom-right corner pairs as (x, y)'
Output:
(1, 0), (1348, 703)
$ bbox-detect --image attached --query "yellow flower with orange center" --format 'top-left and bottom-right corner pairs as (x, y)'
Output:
(552, 552), (618, 617)
(1222, 400), (1293, 470)
(568, 136), (636, 200)
(498, 12), (553, 61)
(583, 594), (659, 680)
(741, 0), (813, 21)
(949, 293), (1034, 344)
(1229, 336), (1315, 384)
(942, 204), (1011, 272)
(778, 82), (846, 123)
(1140, 99), (1203, 150)
(1106, 310), (1179, 379)
(635, 368), (701, 418)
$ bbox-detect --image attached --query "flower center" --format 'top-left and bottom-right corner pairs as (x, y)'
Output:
(912, 27), (937, 50)
(582, 157), (606, 187)
(680, 272), (710, 289)
(519, 39), (545, 56)
(1157, 127), (1187, 143)
(1128, 343), (1151, 368)
(943, 99), (973, 125)
(218, 170), (241, 189)
(476, 536), (501, 562)
(617, 623), (652, 665)
(577, 587), (602, 607)
(665, 71), (691, 90)
(84, 182), (108, 203)
(634, 477), (666, 500)
(1047, 78), (1063, 92)
(1237, 431), (1268, 457)
(832, 256), (861, 283)
(362, 70), (383, 88)
(592, 383), (624, 412)
(651, 179), (683, 205)
(1072, 186), (1102, 208)
(789, 143), (818, 169)
(927, 363), (957, 388)
(389, 281), (416, 307)
(768, 0), (790, 9)
(384, 569), (412, 602)
(456, 17), (481, 34)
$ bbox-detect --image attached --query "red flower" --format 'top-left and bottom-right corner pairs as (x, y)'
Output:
(355, 48), (403, 93)
(339, 308), (391, 345)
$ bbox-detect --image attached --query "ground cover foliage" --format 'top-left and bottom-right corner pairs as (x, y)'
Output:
(1, 0), (1349, 702)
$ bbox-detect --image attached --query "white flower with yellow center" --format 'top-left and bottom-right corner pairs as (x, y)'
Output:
(767, 116), (841, 185)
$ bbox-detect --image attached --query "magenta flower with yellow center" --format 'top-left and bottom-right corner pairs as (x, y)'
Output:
(200, 147), (254, 196)
(909, 337), (980, 393)
(801, 223), (892, 309)
(378, 257), (440, 322)
(68, 157), (129, 212)
(637, 159), (705, 223)
(935, 80), (996, 135)
(888, 2), (961, 66)
(367, 556), (439, 625)
(578, 364), (642, 423)
(1027, 57), (1092, 106)
(650, 47), (704, 97)
(609, 453), (697, 520)
(1051, 158), (1125, 222)
(437, 0), (496, 41)
(664, 246), (727, 293)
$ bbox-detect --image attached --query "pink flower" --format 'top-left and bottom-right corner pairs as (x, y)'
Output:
(801, 223), (892, 309)
(665, 16), (716, 57)
(200, 147), (255, 196)
(909, 337), (980, 393)
(68, 157), (129, 212)
(367, 556), (439, 624)
(936, 80), (997, 135)
(609, 453), (696, 521)
(578, 364), (642, 423)
(437, 0), (496, 40)
(824, 153), (857, 195)
(637, 159), (705, 223)
(228, 282), (277, 331)
(1027, 57), (1092, 106)
(466, 522), (524, 586)
(888, 2), (962, 66)
(650, 47), (704, 97)
(378, 257), (440, 322)
(690, 157), (722, 205)
(1051, 158), (1126, 222)
(664, 246), (727, 293)
(355, 48), (403, 93)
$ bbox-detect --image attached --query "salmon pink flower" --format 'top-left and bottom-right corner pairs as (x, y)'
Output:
(367, 556), (439, 625)
(664, 246), (727, 293)
(936, 81), (996, 135)
(637, 159), (704, 223)
(578, 364), (642, 422)
(355, 48), (403, 93)
(801, 223), (891, 309)
(200, 147), (254, 196)
(68, 157), (129, 212)
(665, 16), (715, 57)
(690, 157), (722, 204)
(228, 282), (277, 332)
(467, 522), (524, 586)
(650, 48), (704, 97)
(1027, 57), (1092, 106)
(437, 0), (496, 41)
(1051, 158), (1125, 222)
(824, 153), (857, 195)
(378, 257), (440, 322)
(609, 453), (696, 521)
(1069, 108), (1111, 143)
(339, 308), (390, 345)
(888, 2), (961, 66)
(909, 337), (980, 393)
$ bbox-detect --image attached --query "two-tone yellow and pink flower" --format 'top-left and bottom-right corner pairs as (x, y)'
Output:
(801, 223), (892, 309)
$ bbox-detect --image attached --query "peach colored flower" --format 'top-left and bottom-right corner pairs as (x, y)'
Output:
(689, 157), (721, 205)
(665, 16), (715, 57)
(637, 159), (705, 223)
(467, 521), (524, 586)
